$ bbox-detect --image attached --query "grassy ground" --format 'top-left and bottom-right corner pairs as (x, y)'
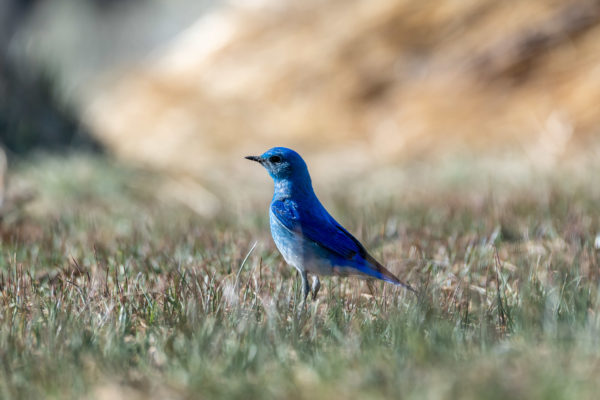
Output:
(1, 153), (599, 399)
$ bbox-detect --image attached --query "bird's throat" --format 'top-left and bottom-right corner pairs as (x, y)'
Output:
(273, 177), (314, 201)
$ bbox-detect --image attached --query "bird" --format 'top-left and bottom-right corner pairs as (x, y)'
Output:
(246, 147), (415, 305)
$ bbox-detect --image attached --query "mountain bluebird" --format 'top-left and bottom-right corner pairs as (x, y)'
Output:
(246, 147), (414, 304)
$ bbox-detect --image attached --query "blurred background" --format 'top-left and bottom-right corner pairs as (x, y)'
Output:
(1, 0), (599, 217)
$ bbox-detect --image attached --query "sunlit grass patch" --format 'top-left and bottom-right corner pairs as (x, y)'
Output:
(0, 153), (598, 399)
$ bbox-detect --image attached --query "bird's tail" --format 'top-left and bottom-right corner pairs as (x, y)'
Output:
(363, 253), (416, 293)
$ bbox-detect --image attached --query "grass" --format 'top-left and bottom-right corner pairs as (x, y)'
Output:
(0, 153), (599, 399)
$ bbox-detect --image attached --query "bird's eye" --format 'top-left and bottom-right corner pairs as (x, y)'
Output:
(269, 155), (282, 163)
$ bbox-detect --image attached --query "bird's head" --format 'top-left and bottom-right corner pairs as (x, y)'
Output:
(245, 147), (310, 182)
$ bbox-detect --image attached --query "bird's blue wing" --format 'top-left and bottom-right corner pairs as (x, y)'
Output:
(270, 199), (359, 259)
(271, 199), (414, 290)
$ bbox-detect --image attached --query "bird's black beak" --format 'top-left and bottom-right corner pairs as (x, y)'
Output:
(245, 155), (262, 163)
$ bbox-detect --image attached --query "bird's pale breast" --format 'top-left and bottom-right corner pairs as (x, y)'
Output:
(269, 209), (335, 276)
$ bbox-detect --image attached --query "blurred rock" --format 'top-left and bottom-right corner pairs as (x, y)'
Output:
(82, 0), (600, 178)
(0, 0), (101, 154)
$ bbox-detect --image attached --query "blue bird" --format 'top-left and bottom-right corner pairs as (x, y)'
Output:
(246, 147), (414, 304)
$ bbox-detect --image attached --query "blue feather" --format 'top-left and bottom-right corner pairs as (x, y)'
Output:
(270, 199), (359, 260)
